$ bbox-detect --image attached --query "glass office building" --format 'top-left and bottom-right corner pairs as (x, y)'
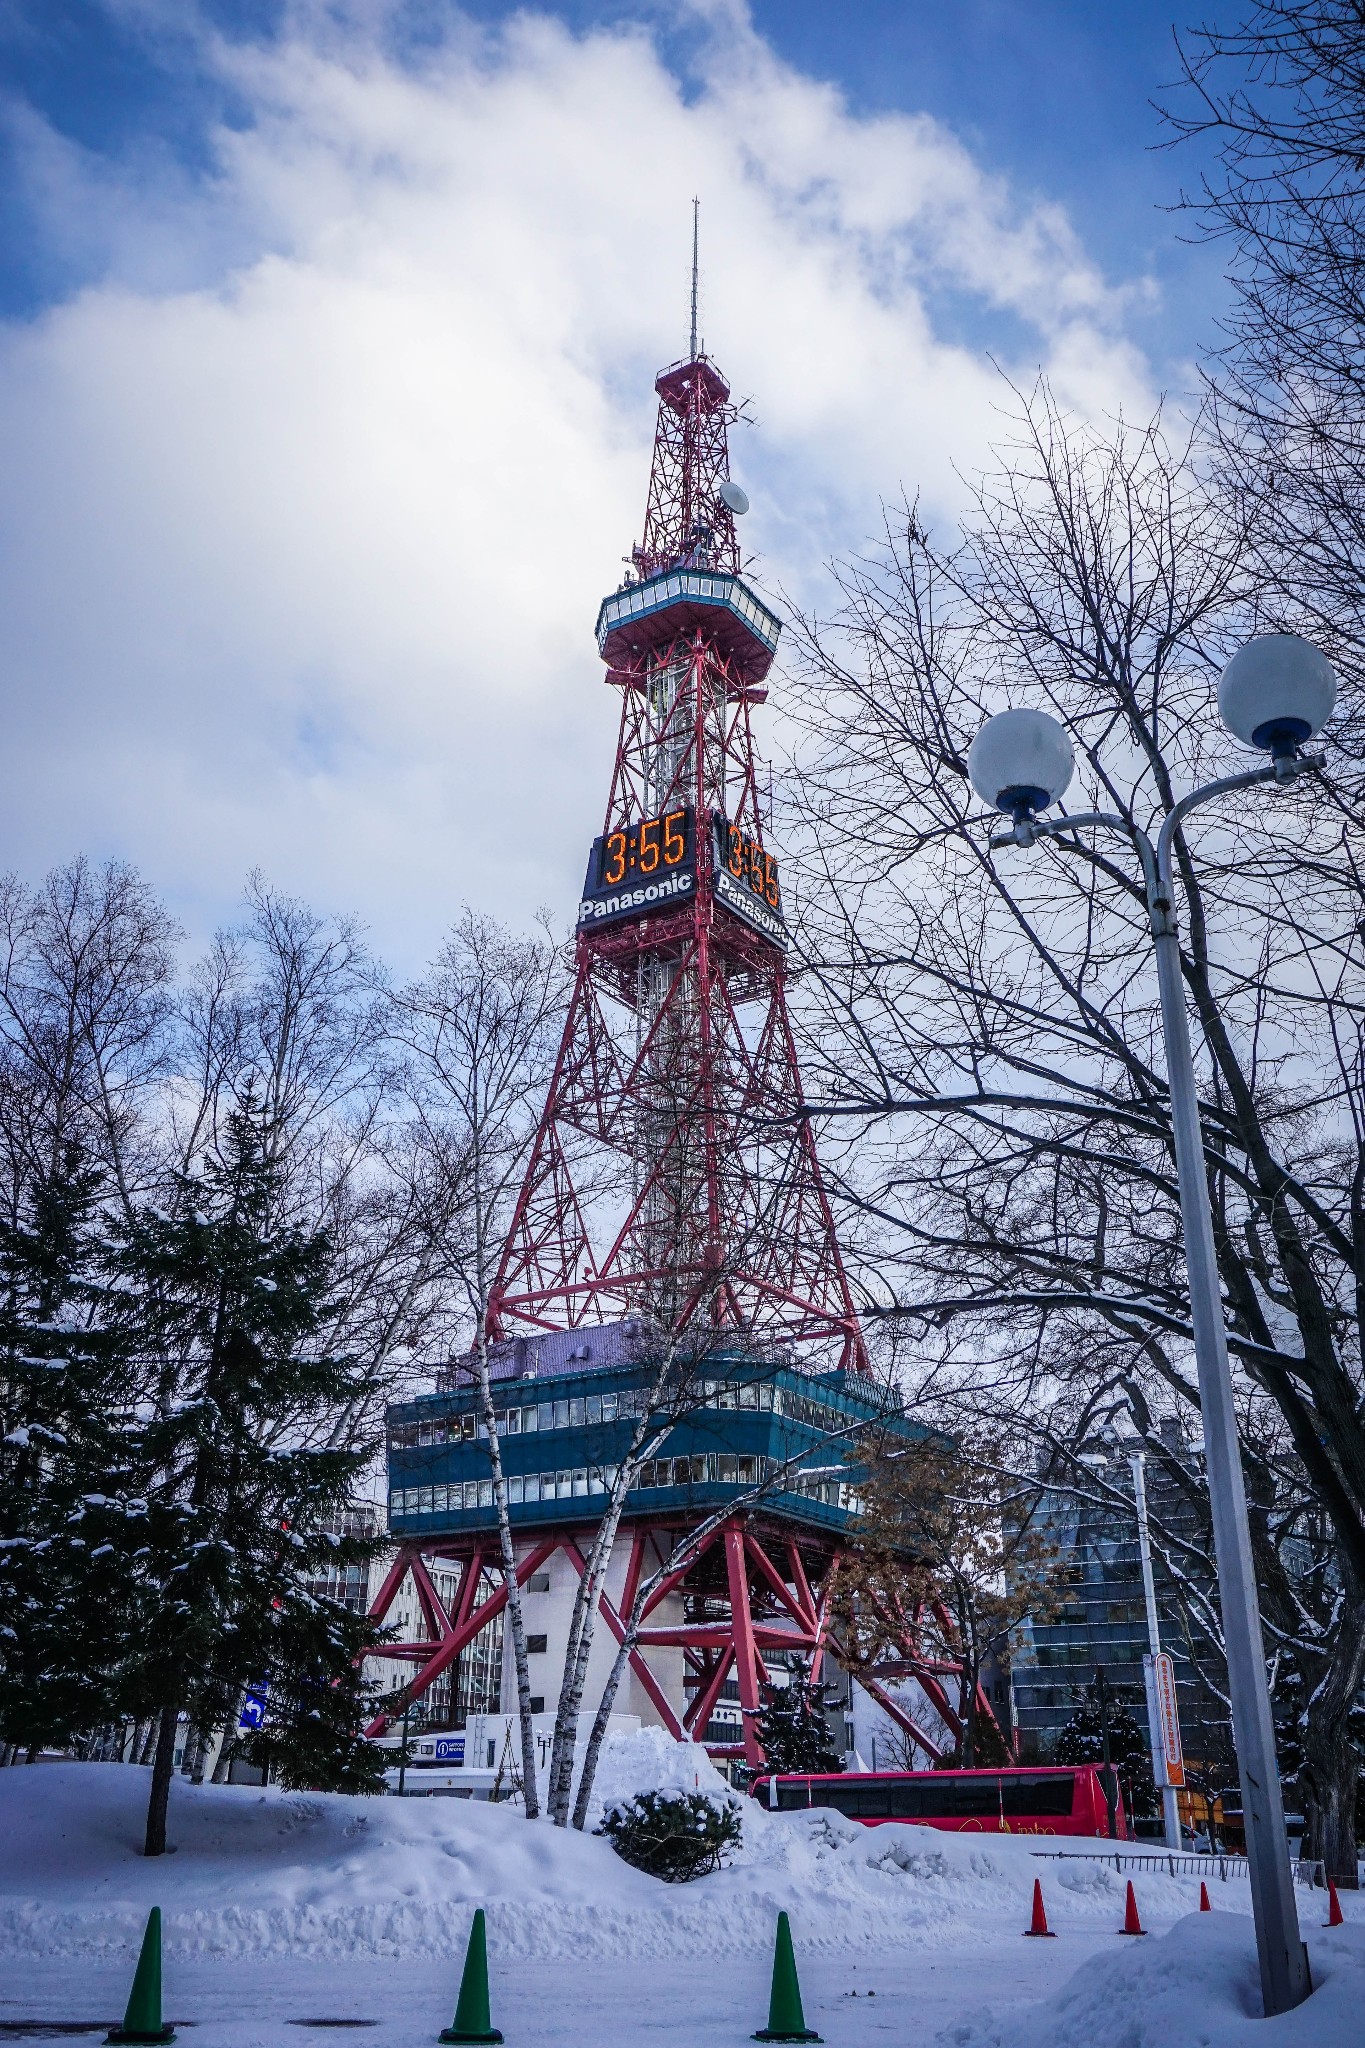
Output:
(1010, 1439), (1216, 1765)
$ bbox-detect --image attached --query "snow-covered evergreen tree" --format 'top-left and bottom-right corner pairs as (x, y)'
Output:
(1053, 1679), (1156, 1817)
(237, 1596), (389, 1794)
(110, 1092), (386, 1850)
(757, 1676), (844, 1777)
(0, 1147), (144, 1755)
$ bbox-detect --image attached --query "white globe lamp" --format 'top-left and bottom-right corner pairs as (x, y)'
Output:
(1217, 634), (1336, 757)
(967, 707), (1075, 819)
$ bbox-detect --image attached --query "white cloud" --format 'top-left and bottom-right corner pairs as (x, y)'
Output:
(0, 0), (1156, 968)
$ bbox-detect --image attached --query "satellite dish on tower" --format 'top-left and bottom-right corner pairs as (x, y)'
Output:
(718, 480), (749, 516)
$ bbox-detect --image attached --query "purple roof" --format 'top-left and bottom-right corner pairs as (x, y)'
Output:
(439, 1318), (647, 1389)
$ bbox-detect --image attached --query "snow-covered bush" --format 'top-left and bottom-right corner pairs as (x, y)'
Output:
(597, 1788), (742, 1882)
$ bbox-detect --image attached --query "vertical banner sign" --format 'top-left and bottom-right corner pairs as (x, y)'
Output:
(1141, 1654), (1167, 1787)
(1152, 1651), (1185, 1788)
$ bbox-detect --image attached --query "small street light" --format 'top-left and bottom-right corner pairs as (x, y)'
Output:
(1216, 632), (1337, 758)
(969, 633), (1335, 2018)
(1093, 1665), (1119, 1841)
(1129, 1449), (1186, 1854)
(397, 1693), (412, 1798)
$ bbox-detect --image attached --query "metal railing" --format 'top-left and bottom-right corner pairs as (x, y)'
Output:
(1030, 1848), (1327, 1889)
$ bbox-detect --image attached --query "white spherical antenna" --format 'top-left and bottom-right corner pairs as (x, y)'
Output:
(718, 480), (749, 516)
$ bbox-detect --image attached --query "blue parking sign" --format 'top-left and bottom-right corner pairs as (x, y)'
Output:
(238, 1683), (268, 1732)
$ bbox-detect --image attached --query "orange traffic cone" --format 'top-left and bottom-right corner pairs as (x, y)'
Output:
(1325, 1880), (1344, 1928)
(1199, 1882), (1212, 1912)
(1120, 1880), (1145, 1936)
(1024, 1878), (1055, 1937)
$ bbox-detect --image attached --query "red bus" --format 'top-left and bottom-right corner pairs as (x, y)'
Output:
(750, 1766), (1129, 1838)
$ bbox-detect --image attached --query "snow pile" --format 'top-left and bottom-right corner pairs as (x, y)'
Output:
(0, 1760), (1270, 1968)
(944, 1910), (1365, 2048)
(586, 1726), (725, 1820)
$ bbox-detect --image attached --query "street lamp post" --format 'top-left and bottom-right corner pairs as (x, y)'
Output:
(967, 633), (1337, 2018)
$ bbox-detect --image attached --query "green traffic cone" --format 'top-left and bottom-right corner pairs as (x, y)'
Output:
(438, 1908), (504, 2045)
(753, 1911), (822, 2044)
(105, 1906), (175, 2045)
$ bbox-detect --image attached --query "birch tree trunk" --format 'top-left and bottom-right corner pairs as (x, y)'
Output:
(564, 1443), (853, 1828)
(570, 1619), (637, 1833)
(473, 1320), (540, 1818)
(544, 1361), (676, 1824)
(384, 908), (567, 1823)
(180, 1721), (208, 1782)
(544, 1462), (641, 1822)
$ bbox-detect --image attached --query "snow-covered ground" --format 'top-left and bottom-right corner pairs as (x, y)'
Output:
(0, 1738), (1360, 2046)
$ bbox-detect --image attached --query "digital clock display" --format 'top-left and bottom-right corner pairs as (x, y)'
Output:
(578, 807), (698, 931)
(576, 804), (787, 949)
(711, 814), (788, 949)
(599, 808), (690, 889)
(720, 821), (780, 910)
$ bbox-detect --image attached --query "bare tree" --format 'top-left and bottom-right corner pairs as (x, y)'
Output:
(0, 860), (178, 1769)
(566, 1406), (899, 1830)
(385, 908), (567, 1817)
(173, 874), (385, 1198)
(834, 1428), (1059, 1768)
(389, 910), (847, 1829)
(1166, 0), (1365, 726)
(782, 379), (1365, 1876)
(171, 876), (422, 1451)
(0, 857), (179, 1219)
(540, 1316), (731, 1827)
(534, 1047), (863, 1827)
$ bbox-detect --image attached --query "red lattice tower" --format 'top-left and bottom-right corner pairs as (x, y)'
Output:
(487, 333), (865, 1373)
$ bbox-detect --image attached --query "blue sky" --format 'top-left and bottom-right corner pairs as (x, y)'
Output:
(0, 0), (1228, 966)
(0, 0), (1222, 352)
(748, 0), (1223, 363)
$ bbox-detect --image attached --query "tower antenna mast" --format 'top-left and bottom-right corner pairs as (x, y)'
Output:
(689, 197), (700, 360)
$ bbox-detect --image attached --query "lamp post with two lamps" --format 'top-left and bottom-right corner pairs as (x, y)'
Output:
(967, 634), (1336, 2018)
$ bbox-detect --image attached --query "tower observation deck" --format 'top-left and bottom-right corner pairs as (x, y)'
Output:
(371, 295), (995, 1775)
